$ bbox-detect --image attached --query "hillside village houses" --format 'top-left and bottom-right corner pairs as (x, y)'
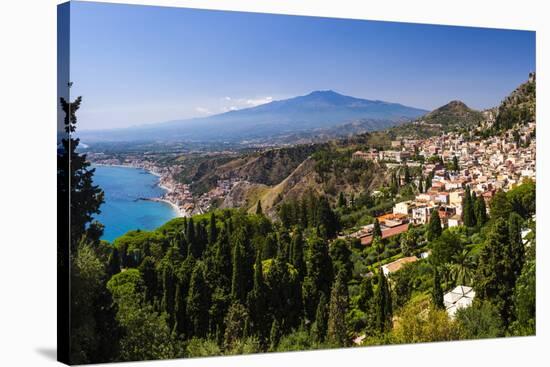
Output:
(350, 121), (535, 246)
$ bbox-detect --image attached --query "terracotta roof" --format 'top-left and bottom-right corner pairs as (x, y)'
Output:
(361, 223), (409, 246)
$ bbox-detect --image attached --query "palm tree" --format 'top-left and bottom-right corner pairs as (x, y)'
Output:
(450, 249), (475, 286)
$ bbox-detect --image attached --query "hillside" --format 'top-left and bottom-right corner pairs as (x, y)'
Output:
(218, 136), (389, 216)
(181, 144), (320, 195)
(493, 73), (536, 131)
(79, 90), (427, 144)
(420, 100), (484, 128)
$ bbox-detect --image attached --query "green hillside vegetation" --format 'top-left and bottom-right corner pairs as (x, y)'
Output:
(64, 83), (536, 363)
(493, 75), (536, 132)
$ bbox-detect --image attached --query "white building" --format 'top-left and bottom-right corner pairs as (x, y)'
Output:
(444, 285), (475, 318)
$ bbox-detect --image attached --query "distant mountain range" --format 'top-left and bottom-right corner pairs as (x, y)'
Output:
(79, 90), (428, 143)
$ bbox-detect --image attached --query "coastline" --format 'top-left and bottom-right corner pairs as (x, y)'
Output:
(93, 162), (187, 218)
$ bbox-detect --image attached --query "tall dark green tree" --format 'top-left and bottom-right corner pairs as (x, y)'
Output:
(187, 261), (210, 338)
(311, 292), (328, 343)
(452, 156), (460, 172)
(474, 195), (488, 227)
(462, 187), (476, 227)
(107, 247), (121, 276)
(403, 165), (411, 184)
(247, 251), (269, 340)
(161, 264), (176, 328)
(329, 239), (352, 284)
(262, 233), (278, 260)
(476, 218), (516, 327)
(338, 192), (347, 208)
(255, 200), (263, 215)
(418, 176), (424, 193)
(427, 208), (442, 241)
(58, 96), (105, 250)
(186, 217), (196, 248)
(327, 271), (349, 347)
(317, 196), (339, 238)
(173, 281), (186, 336)
(214, 222), (232, 291)
(290, 229), (306, 279)
(373, 218), (382, 240)
(432, 267), (444, 309)
(269, 319), (281, 351)
(208, 212), (218, 245)
(508, 213), (525, 279)
(425, 172), (433, 190)
(138, 256), (158, 303)
(231, 230), (250, 304)
(489, 190), (513, 222)
(375, 268), (392, 333)
(302, 234), (333, 320)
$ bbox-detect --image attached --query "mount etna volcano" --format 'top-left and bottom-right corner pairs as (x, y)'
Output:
(80, 90), (428, 143)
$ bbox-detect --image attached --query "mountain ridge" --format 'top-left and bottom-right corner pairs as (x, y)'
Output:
(80, 90), (428, 143)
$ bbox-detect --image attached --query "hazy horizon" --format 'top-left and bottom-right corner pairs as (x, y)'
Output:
(69, 1), (535, 131)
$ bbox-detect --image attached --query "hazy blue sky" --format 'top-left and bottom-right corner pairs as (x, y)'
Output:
(69, 1), (536, 130)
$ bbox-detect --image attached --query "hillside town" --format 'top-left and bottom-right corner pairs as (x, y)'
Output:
(348, 121), (536, 248)
(88, 152), (243, 216)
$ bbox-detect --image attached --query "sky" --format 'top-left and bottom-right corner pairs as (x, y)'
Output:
(68, 1), (536, 131)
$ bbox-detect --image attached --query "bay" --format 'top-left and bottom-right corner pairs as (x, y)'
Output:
(91, 164), (178, 242)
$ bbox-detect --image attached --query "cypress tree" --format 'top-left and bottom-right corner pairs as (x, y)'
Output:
(214, 223), (232, 292)
(508, 213), (525, 279)
(255, 200), (263, 215)
(425, 172), (433, 190)
(290, 229), (306, 279)
(176, 231), (188, 258)
(107, 247), (121, 276)
(338, 192), (347, 208)
(327, 272), (349, 347)
(452, 155), (460, 172)
(186, 217), (196, 247)
(139, 256), (158, 303)
(312, 292), (328, 343)
(476, 218), (515, 327)
(432, 267), (444, 309)
(474, 195), (488, 227)
(463, 187), (476, 227)
(427, 208), (442, 241)
(58, 96), (105, 251)
(404, 165), (411, 184)
(302, 234), (333, 321)
(262, 233), (278, 260)
(173, 281), (186, 336)
(489, 190), (513, 222)
(231, 230), (248, 304)
(187, 261), (210, 338)
(247, 251), (268, 340)
(373, 218), (382, 240)
(208, 212), (218, 245)
(418, 176), (424, 193)
(375, 268), (392, 333)
(317, 196), (339, 238)
(269, 319), (281, 351)
(161, 265), (176, 328)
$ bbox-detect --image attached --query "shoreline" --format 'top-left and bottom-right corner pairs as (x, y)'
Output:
(93, 162), (187, 218)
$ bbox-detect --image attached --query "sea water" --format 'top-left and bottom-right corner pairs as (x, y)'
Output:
(91, 165), (178, 242)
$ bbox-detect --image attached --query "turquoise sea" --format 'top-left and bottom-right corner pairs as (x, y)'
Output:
(92, 165), (178, 242)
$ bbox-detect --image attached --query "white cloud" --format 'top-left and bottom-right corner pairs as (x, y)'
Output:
(219, 95), (273, 113)
(245, 96), (273, 106)
(195, 106), (212, 115)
